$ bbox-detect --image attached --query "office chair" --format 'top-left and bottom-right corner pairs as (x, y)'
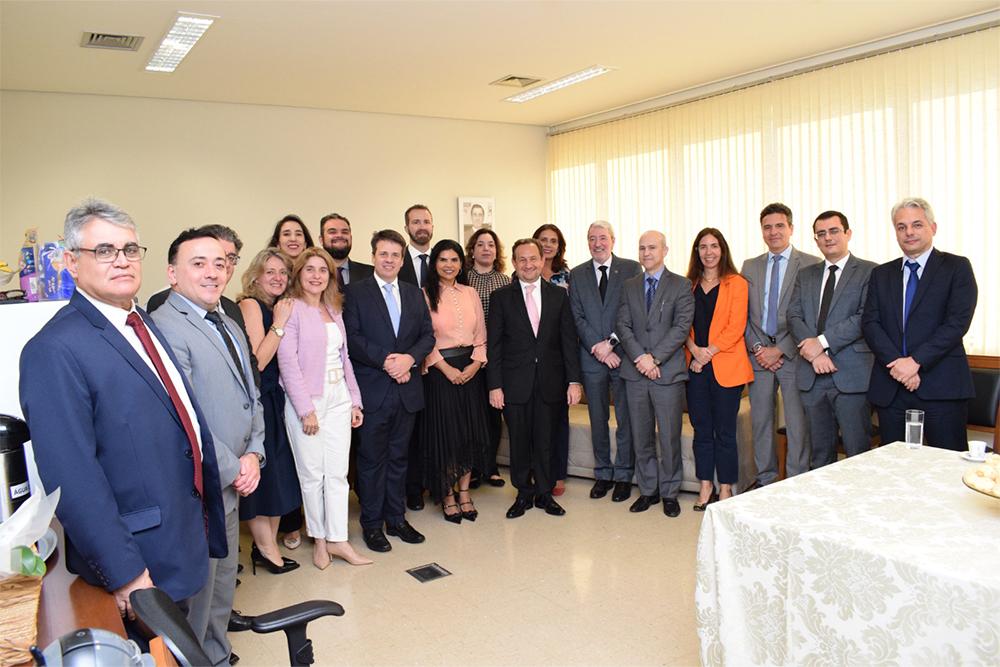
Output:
(130, 588), (344, 666)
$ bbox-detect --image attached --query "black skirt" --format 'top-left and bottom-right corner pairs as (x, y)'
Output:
(420, 350), (490, 503)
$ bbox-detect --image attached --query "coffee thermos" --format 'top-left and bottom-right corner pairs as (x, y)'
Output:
(0, 414), (31, 523)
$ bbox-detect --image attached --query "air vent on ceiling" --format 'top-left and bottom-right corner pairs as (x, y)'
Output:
(81, 32), (145, 51)
(490, 75), (542, 88)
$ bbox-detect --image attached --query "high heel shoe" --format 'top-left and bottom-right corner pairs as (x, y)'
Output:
(327, 542), (374, 566)
(693, 489), (719, 512)
(250, 544), (300, 575)
(442, 493), (463, 524)
(457, 488), (478, 522)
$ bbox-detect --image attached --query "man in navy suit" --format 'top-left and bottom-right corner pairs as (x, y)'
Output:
(568, 221), (642, 502)
(19, 198), (226, 630)
(320, 212), (374, 291)
(862, 197), (978, 450)
(344, 229), (435, 552)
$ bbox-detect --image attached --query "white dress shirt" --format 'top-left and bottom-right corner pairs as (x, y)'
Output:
(407, 245), (430, 289)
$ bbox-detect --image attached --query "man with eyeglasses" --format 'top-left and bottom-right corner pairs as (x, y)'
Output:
(787, 211), (877, 468)
(19, 198), (228, 637)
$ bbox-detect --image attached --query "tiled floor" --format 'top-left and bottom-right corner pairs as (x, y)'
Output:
(231, 475), (703, 666)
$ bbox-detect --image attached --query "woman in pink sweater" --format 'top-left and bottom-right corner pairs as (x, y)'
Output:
(278, 247), (370, 569)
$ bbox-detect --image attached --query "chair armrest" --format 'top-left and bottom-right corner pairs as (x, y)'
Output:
(251, 600), (345, 634)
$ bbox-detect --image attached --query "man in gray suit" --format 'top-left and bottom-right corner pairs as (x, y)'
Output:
(151, 228), (265, 667)
(742, 203), (821, 488)
(788, 210), (876, 468)
(617, 230), (694, 517)
(569, 221), (642, 502)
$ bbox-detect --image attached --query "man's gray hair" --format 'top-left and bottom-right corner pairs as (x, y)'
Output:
(199, 224), (243, 254)
(891, 197), (935, 224)
(64, 198), (136, 250)
(588, 220), (615, 239)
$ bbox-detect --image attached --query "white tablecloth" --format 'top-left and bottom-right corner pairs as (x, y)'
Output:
(696, 442), (1000, 666)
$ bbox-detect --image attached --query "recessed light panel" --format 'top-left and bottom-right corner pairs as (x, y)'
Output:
(145, 13), (215, 73)
(504, 65), (613, 103)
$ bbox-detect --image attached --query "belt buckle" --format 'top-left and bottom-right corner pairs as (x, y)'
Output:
(328, 368), (343, 384)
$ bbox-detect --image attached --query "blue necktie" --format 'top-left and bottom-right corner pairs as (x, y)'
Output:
(645, 276), (658, 313)
(765, 254), (783, 337)
(383, 283), (400, 336)
(902, 260), (920, 355)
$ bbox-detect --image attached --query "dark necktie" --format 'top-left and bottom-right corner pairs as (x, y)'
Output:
(765, 254), (783, 337)
(902, 260), (920, 355)
(598, 265), (608, 303)
(418, 253), (429, 287)
(816, 265), (839, 334)
(126, 312), (202, 496)
(336, 266), (346, 293)
(205, 310), (252, 399)
(645, 276), (657, 313)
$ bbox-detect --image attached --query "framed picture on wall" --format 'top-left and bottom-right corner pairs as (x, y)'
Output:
(458, 196), (495, 244)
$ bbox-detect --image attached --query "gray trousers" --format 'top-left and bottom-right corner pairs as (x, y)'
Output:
(582, 365), (634, 482)
(748, 361), (810, 485)
(625, 379), (684, 499)
(187, 506), (238, 666)
(801, 374), (871, 468)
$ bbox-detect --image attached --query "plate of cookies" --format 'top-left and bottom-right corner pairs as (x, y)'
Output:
(963, 452), (1000, 499)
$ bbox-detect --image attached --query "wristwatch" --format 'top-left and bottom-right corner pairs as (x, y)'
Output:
(255, 453), (264, 465)
(270, 325), (285, 338)
(608, 333), (620, 347)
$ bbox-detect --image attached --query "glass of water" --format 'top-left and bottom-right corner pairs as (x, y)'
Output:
(905, 409), (924, 448)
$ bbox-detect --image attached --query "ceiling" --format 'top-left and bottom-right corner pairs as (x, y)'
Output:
(1, 0), (996, 128)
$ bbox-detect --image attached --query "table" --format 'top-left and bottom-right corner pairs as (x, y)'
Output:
(695, 443), (1000, 666)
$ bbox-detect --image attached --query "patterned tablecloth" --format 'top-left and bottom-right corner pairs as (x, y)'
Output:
(695, 442), (1000, 666)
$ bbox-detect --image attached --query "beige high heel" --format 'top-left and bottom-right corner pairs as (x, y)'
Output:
(327, 541), (373, 566)
(313, 540), (331, 570)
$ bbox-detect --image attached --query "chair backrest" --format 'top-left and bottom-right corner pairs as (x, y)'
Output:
(969, 367), (1000, 428)
(130, 588), (212, 667)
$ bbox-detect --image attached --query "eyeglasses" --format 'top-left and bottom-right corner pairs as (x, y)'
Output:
(814, 228), (844, 240)
(226, 253), (241, 266)
(75, 243), (147, 263)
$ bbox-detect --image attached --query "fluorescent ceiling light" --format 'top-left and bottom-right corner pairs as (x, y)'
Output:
(504, 65), (614, 103)
(145, 13), (215, 73)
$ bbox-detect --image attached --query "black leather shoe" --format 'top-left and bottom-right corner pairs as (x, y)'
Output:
(505, 496), (533, 519)
(693, 490), (719, 512)
(487, 474), (506, 487)
(228, 610), (254, 633)
(236, 563), (244, 574)
(406, 492), (425, 511)
(590, 479), (614, 499)
(363, 528), (392, 552)
(386, 520), (426, 544)
(662, 497), (681, 517)
(629, 494), (659, 513)
(229, 653), (239, 665)
(612, 481), (632, 502)
(534, 494), (566, 516)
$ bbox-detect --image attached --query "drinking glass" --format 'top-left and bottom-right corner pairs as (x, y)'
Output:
(905, 409), (924, 448)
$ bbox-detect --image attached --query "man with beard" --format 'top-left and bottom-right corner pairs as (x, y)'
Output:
(320, 213), (374, 292)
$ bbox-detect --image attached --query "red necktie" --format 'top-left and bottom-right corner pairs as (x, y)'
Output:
(126, 312), (203, 496)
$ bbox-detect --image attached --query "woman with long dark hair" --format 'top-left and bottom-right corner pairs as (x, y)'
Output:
(684, 228), (753, 509)
(421, 239), (490, 522)
(268, 214), (315, 260)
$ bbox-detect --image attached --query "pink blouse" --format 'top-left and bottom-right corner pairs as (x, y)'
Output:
(423, 283), (487, 370)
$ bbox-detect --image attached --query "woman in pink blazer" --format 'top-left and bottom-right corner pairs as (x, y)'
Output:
(278, 247), (370, 570)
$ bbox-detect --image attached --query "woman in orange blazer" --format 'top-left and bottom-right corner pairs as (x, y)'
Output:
(684, 228), (754, 509)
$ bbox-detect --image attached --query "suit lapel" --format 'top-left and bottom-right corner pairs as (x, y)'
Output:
(605, 256), (625, 313)
(368, 278), (397, 340)
(513, 279), (538, 338)
(778, 250), (800, 310)
(826, 256), (856, 314)
(175, 295), (247, 394)
(888, 258), (905, 335)
(908, 249), (938, 316)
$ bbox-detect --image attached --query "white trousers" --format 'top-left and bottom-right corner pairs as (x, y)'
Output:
(285, 374), (352, 542)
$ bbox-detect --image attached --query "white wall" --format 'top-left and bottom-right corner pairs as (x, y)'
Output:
(0, 91), (547, 302)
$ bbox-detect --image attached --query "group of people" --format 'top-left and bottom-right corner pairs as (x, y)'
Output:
(18, 193), (977, 666)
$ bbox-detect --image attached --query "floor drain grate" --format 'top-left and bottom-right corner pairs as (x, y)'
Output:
(407, 562), (452, 583)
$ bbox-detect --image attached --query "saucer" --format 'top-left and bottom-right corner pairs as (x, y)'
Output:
(960, 451), (986, 463)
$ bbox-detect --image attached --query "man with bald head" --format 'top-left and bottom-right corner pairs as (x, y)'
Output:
(616, 231), (694, 517)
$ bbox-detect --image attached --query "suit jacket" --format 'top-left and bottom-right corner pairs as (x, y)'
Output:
(150, 291), (266, 515)
(19, 291), (226, 601)
(398, 248), (423, 287)
(347, 258), (375, 284)
(788, 254), (876, 393)
(342, 276), (435, 413)
(862, 248), (977, 406)
(617, 268), (695, 385)
(568, 254), (642, 373)
(487, 278), (582, 404)
(685, 273), (754, 388)
(741, 247), (822, 368)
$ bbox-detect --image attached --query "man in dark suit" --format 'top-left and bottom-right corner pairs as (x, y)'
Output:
(489, 238), (582, 518)
(862, 197), (978, 450)
(344, 229), (435, 551)
(742, 203), (821, 487)
(19, 198), (226, 633)
(788, 211), (877, 467)
(568, 221), (642, 502)
(151, 229), (265, 667)
(320, 212), (374, 291)
(617, 230), (694, 518)
(397, 204), (434, 510)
